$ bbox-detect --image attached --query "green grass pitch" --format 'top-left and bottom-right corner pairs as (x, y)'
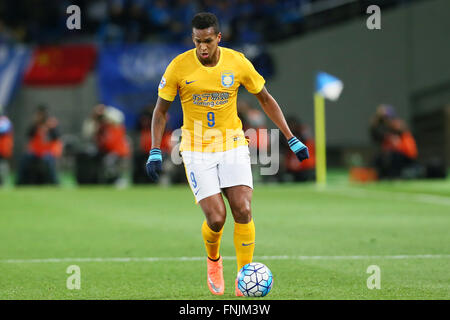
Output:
(0, 171), (449, 299)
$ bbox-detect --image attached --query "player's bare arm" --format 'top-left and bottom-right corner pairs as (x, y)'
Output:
(255, 86), (309, 162)
(151, 96), (171, 149)
(146, 96), (171, 182)
(254, 86), (294, 140)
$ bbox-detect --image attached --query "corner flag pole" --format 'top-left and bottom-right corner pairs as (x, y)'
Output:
(314, 72), (343, 187)
(314, 93), (326, 186)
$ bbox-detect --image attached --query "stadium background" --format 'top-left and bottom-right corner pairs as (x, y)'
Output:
(1, 0), (449, 175)
(0, 0), (449, 300)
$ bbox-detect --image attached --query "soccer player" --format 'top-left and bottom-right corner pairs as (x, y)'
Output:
(146, 12), (309, 296)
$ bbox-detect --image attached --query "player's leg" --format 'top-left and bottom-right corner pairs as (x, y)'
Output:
(223, 185), (255, 271)
(181, 150), (225, 295)
(199, 193), (227, 259)
(218, 146), (254, 296)
(198, 193), (227, 295)
(223, 185), (254, 297)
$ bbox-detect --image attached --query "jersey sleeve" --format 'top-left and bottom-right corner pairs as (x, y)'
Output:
(239, 54), (265, 94)
(158, 59), (179, 102)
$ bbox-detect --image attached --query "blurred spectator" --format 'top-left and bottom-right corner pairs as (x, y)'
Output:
(370, 104), (420, 179)
(0, 19), (17, 43)
(77, 103), (106, 184)
(16, 106), (62, 185)
(0, 115), (13, 185)
(98, 106), (131, 158)
(370, 104), (396, 146)
(212, 0), (234, 42)
(85, 0), (109, 34)
(282, 116), (316, 182)
(97, 0), (127, 44)
(81, 103), (107, 145)
(77, 104), (130, 185)
(232, 0), (261, 44)
(171, 0), (199, 43)
(146, 0), (172, 39)
(126, 0), (147, 42)
(99, 106), (131, 184)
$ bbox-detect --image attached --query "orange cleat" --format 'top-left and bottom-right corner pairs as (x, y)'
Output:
(235, 278), (244, 297)
(206, 256), (224, 295)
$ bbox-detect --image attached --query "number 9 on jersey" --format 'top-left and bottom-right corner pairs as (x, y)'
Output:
(207, 112), (215, 127)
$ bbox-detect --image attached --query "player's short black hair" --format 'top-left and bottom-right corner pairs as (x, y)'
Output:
(191, 12), (220, 34)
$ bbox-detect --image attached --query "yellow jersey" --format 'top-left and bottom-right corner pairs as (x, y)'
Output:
(158, 47), (265, 152)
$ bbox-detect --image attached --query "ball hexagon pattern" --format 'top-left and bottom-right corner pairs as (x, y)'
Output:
(237, 262), (273, 297)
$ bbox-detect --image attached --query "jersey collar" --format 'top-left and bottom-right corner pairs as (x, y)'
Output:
(193, 46), (223, 70)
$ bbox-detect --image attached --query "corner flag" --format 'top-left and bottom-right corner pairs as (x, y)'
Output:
(314, 72), (343, 187)
(316, 72), (343, 101)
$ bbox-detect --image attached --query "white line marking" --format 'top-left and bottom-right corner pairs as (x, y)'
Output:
(326, 187), (450, 206)
(1, 254), (449, 264)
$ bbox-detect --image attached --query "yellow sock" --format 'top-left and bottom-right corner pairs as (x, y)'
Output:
(201, 220), (223, 260)
(234, 219), (255, 274)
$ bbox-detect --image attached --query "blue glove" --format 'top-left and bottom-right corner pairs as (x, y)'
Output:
(146, 148), (162, 182)
(288, 136), (309, 162)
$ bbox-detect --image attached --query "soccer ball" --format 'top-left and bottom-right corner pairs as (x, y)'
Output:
(237, 262), (273, 297)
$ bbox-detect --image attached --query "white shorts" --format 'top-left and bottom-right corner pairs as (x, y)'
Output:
(181, 145), (253, 202)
